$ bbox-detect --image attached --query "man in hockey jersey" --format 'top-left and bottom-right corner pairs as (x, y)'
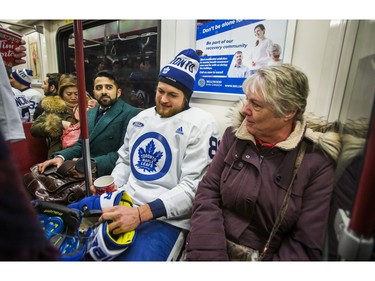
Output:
(12, 86), (30, 123)
(70, 48), (221, 261)
(5, 68), (31, 123)
(10, 68), (43, 121)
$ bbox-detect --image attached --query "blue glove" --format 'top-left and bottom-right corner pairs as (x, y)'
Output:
(68, 190), (128, 211)
(86, 191), (136, 261)
(68, 195), (101, 211)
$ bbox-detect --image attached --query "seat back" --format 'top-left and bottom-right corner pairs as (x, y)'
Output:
(9, 122), (48, 175)
(167, 230), (187, 261)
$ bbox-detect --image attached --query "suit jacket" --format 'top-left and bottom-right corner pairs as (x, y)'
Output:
(53, 99), (141, 177)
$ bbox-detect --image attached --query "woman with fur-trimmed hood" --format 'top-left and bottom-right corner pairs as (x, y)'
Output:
(185, 65), (341, 261)
(30, 75), (79, 157)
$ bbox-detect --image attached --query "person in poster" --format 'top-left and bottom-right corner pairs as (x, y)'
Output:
(267, 43), (283, 66)
(249, 23), (274, 69)
(194, 20), (288, 96)
(32, 44), (38, 76)
(227, 50), (251, 78)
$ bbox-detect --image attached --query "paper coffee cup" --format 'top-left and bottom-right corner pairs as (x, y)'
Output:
(93, 175), (116, 195)
(0, 27), (22, 68)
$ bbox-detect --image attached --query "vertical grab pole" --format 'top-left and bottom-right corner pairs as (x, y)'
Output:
(73, 20), (92, 196)
(337, 98), (375, 260)
(349, 99), (375, 237)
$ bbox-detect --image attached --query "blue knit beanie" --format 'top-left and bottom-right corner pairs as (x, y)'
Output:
(12, 68), (33, 86)
(159, 48), (200, 102)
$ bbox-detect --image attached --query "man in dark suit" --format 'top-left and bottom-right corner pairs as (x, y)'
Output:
(38, 70), (141, 177)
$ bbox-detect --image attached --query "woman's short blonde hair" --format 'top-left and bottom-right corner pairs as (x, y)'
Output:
(242, 64), (309, 121)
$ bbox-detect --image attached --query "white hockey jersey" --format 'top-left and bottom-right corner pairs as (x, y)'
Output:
(22, 88), (43, 121)
(12, 87), (31, 123)
(112, 107), (221, 230)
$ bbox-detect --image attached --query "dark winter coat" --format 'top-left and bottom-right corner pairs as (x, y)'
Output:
(0, 131), (59, 260)
(185, 102), (341, 261)
(30, 96), (75, 157)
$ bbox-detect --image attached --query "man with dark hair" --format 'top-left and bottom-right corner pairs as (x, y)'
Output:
(34, 72), (62, 119)
(227, 50), (251, 78)
(37, 70), (141, 177)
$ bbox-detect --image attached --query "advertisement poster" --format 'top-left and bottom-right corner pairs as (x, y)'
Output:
(193, 19), (290, 100)
(26, 31), (43, 85)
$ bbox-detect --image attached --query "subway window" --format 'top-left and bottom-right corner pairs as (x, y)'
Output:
(56, 20), (160, 109)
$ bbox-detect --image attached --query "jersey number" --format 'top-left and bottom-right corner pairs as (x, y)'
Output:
(208, 136), (219, 159)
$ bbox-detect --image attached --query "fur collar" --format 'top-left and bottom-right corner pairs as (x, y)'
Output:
(227, 99), (342, 161)
(41, 96), (68, 114)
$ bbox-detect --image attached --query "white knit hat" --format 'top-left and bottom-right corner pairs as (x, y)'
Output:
(12, 68), (33, 86)
(159, 48), (200, 102)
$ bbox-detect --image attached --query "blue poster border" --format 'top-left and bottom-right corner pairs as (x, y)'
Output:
(192, 19), (296, 102)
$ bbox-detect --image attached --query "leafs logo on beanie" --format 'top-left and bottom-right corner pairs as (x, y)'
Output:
(12, 68), (33, 86)
(161, 67), (171, 76)
(159, 48), (200, 101)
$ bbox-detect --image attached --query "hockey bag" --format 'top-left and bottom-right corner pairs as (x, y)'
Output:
(35, 190), (136, 261)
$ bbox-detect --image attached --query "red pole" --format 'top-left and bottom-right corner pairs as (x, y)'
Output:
(349, 101), (375, 237)
(73, 20), (88, 139)
(73, 20), (92, 196)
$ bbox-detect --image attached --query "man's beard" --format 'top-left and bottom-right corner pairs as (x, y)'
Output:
(45, 91), (55, 96)
(155, 99), (186, 118)
(98, 95), (117, 108)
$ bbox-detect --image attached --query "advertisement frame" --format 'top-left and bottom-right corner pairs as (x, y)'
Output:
(192, 19), (296, 101)
(25, 31), (43, 85)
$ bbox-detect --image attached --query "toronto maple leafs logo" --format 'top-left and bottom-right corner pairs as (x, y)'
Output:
(136, 140), (163, 172)
(130, 132), (172, 181)
(161, 66), (170, 75)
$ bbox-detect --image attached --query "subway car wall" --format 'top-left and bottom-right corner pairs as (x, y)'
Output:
(3, 19), (371, 132)
(1, 19), (374, 261)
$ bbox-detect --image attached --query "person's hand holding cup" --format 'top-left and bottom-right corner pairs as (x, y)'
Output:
(93, 175), (117, 195)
